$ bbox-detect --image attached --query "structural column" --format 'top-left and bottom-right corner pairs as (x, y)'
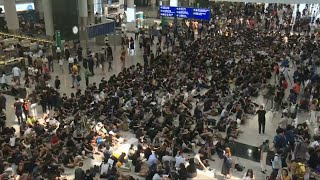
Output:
(34, 0), (44, 19)
(150, 0), (156, 7)
(79, 0), (89, 56)
(3, 0), (19, 33)
(170, 0), (177, 7)
(88, 0), (95, 25)
(126, 0), (136, 31)
(127, 0), (134, 8)
(42, 0), (54, 37)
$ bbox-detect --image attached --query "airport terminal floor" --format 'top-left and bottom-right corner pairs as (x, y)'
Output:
(1, 2), (320, 180)
(2, 35), (279, 180)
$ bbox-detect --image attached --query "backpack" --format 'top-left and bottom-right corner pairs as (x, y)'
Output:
(294, 162), (306, 178)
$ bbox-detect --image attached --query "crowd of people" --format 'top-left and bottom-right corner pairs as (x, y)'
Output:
(0, 2), (319, 180)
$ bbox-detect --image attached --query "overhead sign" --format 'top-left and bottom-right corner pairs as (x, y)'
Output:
(193, 8), (211, 21)
(160, 6), (211, 21)
(176, 7), (192, 19)
(159, 6), (176, 17)
(87, 20), (115, 38)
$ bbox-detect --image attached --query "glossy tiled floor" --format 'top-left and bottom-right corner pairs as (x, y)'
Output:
(3, 32), (315, 180)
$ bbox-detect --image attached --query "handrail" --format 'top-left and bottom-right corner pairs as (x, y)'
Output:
(0, 32), (54, 44)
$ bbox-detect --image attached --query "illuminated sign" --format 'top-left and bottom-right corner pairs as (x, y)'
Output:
(160, 6), (211, 21)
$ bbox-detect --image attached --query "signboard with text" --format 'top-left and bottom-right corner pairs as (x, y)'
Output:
(160, 6), (211, 21)
(159, 6), (176, 17)
(193, 8), (211, 21)
(87, 20), (115, 38)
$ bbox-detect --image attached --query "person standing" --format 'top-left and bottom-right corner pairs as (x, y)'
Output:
(0, 92), (6, 111)
(0, 72), (8, 90)
(120, 46), (126, 69)
(48, 55), (54, 72)
(256, 105), (266, 135)
(58, 56), (64, 73)
(64, 45), (70, 60)
(14, 98), (23, 124)
(88, 55), (94, 76)
(129, 37), (135, 55)
(134, 26), (139, 40)
(77, 46), (83, 62)
(150, 50), (155, 67)
(71, 63), (80, 89)
(108, 55), (113, 72)
(139, 35), (143, 49)
(271, 150), (283, 176)
(22, 99), (29, 119)
(54, 76), (61, 89)
(84, 67), (91, 87)
(12, 66), (21, 85)
(221, 147), (233, 179)
(260, 140), (270, 174)
(143, 49), (148, 67)
(156, 43), (161, 56)
(310, 100), (318, 126)
(68, 56), (74, 74)
(39, 91), (48, 114)
(74, 162), (85, 180)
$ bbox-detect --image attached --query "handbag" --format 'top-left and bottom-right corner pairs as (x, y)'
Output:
(77, 75), (82, 81)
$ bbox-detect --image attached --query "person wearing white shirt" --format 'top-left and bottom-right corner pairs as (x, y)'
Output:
(175, 151), (186, 168)
(68, 57), (74, 74)
(12, 66), (21, 85)
(310, 139), (319, 149)
(152, 173), (162, 180)
(42, 56), (48, 64)
(38, 49), (43, 57)
(147, 152), (158, 167)
(24, 126), (34, 137)
(162, 153), (174, 163)
(314, 126), (320, 136)
(0, 72), (8, 90)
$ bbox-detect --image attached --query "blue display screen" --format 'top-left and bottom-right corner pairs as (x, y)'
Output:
(193, 8), (211, 21)
(160, 6), (211, 21)
(160, 6), (176, 17)
(87, 21), (115, 38)
(176, 7), (193, 19)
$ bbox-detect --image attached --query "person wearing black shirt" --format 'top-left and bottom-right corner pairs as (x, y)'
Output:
(39, 91), (48, 114)
(0, 92), (6, 111)
(54, 76), (61, 90)
(74, 162), (85, 180)
(77, 46), (83, 62)
(256, 105), (267, 134)
(186, 159), (197, 178)
(178, 164), (188, 180)
(88, 55), (94, 76)
(83, 140), (94, 158)
(85, 169), (94, 180)
(14, 98), (23, 124)
(150, 50), (155, 67)
(48, 55), (53, 72)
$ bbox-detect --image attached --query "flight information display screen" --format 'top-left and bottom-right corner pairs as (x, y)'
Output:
(160, 6), (211, 21)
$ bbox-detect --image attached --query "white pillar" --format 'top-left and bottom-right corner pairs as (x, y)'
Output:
(3, 0), (19, 33)
(127, 0), (134, 8)
(42, 0), (54, 37)
(150, 0), (156, 7)
(88, 0), (95, 25)
(34, 0), (44, 19)
(79, 0), (89, 56)
(170, 0), (178, 7)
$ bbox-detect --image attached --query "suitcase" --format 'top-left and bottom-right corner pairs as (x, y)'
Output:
(234, 151), (245, 172)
